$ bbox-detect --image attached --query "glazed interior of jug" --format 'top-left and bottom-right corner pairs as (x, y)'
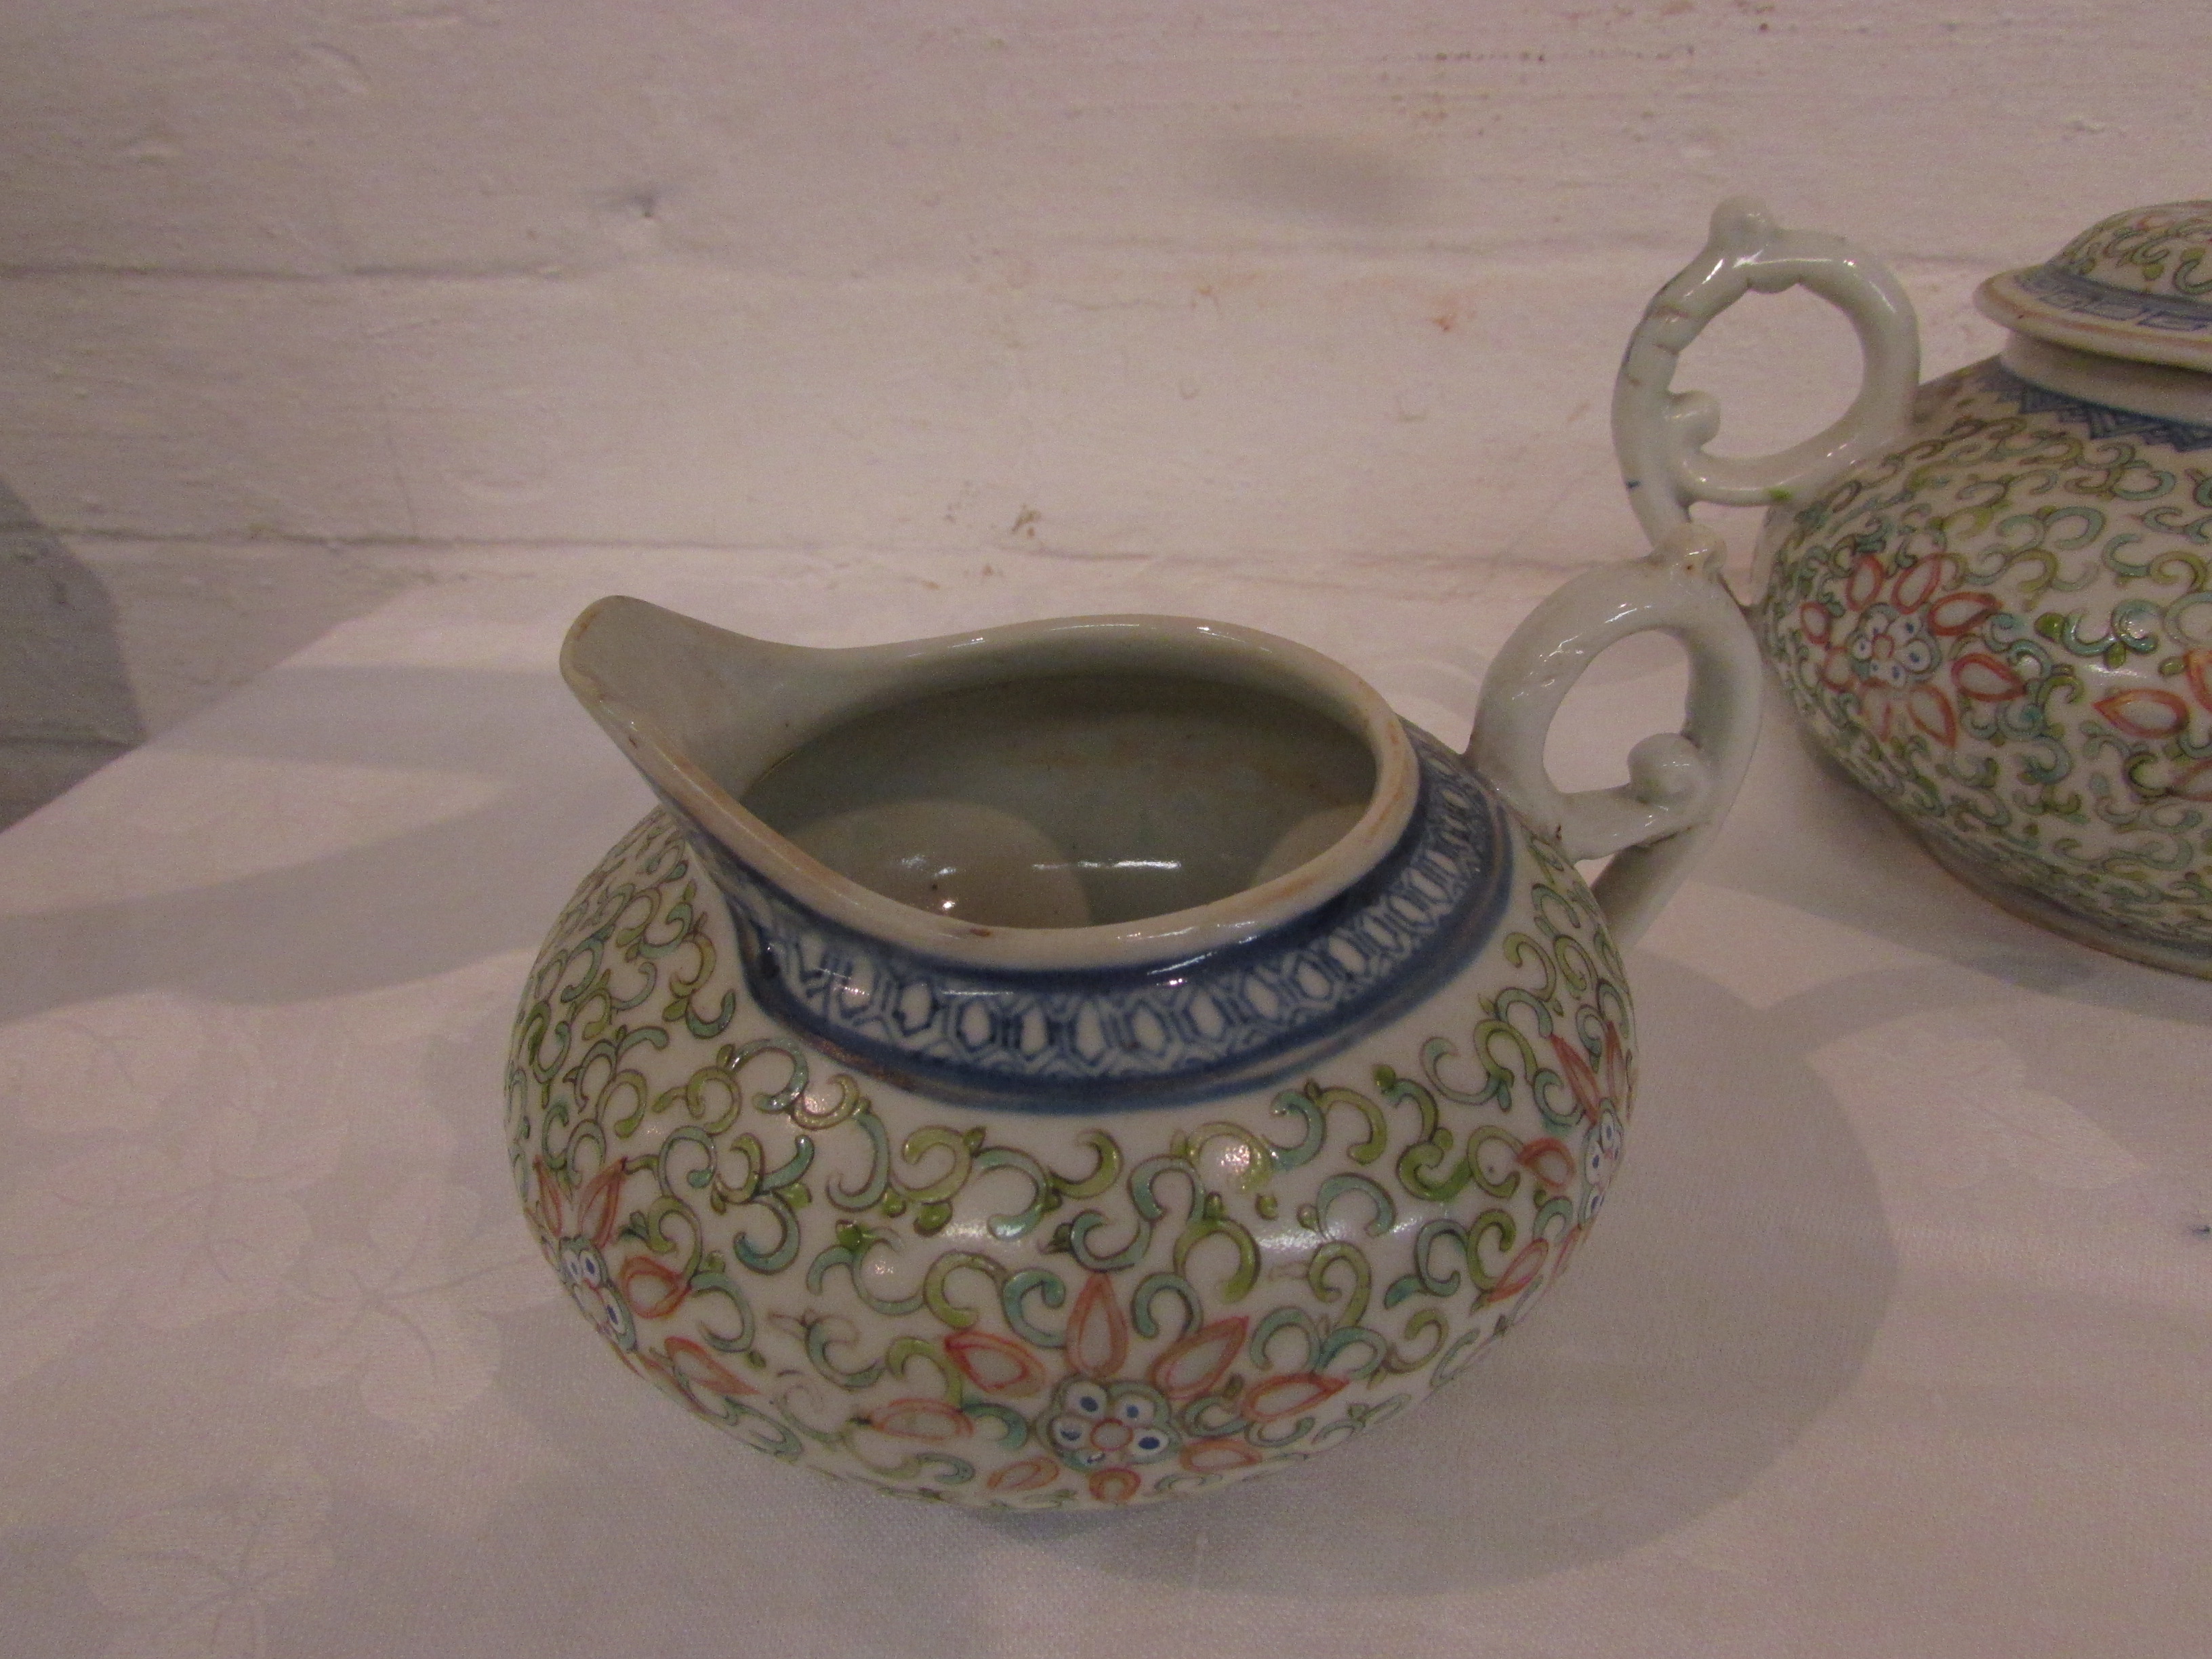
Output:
(742, 671), (1375, 929)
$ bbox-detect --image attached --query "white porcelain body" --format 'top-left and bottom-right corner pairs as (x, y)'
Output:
(1619, 200), (2212, 975)
(512, 803), (1628, 1507)
(509, 542), (1759, 1509)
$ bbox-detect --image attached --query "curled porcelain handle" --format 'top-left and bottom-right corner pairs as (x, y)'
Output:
(1467, 525), (1761, 948)
(1614, 197), (1921, 545)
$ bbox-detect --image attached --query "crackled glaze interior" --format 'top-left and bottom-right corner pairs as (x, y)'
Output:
(742, 672), (1374, 928)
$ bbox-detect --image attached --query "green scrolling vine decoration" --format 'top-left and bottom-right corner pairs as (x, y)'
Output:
(1758, 362), (2212, 950)
(508, 811), (1631, 1507)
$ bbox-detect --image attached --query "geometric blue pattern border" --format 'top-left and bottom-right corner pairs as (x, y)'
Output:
(1984, 360), (2212, 456)
(2013, 262), (2212, 338)
(687, 724), (1515, 1111)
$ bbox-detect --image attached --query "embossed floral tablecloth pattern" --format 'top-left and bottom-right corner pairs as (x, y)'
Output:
(1, 549), (2206, 1659)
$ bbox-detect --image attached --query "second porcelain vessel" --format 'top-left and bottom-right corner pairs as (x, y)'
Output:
(508, 533), (1757, 1509)
(1618, 199), (2212, 973)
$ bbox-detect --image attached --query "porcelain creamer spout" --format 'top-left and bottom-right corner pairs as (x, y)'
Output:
(561, 597), (1446, 972)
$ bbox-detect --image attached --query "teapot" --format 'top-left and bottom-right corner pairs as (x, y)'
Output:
(1617, 199), (2212, 975)
(507, 536), (1757, 1509)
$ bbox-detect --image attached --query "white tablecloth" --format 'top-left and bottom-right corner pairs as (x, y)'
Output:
(3, 548), (2205, 1659)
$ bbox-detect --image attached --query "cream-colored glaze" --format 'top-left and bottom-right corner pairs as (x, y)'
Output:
(742, 671), (1376, 930)
(1612, 198), (1921, 548)
(1467, 525), (1760, 945)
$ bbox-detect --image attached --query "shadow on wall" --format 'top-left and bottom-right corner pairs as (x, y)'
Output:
(0, 481), (142, 827)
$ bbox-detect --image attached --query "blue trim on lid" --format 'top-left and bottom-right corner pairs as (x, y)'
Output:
(2011, 262), (2212, 337)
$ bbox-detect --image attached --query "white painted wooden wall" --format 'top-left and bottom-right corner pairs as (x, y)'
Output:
(0, 0), (2200, 816)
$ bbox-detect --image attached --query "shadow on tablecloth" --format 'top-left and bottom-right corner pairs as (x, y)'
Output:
(1715, 678), (2212, 1033)
(333, 956), (1893, 1635)
(0, 664), (640, 1025)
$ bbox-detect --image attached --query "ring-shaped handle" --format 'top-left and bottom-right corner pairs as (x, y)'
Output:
(1467, 525), (1761, 948)
(1612, 197), (1921, 546)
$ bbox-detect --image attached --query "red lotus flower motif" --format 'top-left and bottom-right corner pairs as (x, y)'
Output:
(1088, 1468), (1141, 1503)
(533, 1157), (628, 1254)
(1515, 1137), (1577, 1192)
(1064, 1272), (1129, 1378)
(987, 1456), (1059, 1492)
(1890, 557), (1947, 611)
(1147, 1317), (1246, 1401)
(1548, 1018), (1630, 1126)
(1862, 683), (1900, 743)
(1490, 1237), (1551, 1301)
(1952, 652), (2026, 702)
(945, 1329), (1050, 1398)
(1845, 554), (1888, 609)
(2185, 649), (2212, 713)
(1927, 591), (2001, 636)
(1799, 602), (1832, 647)
(1044, 1376), (1180, 1479)
(1907, 683), (1957, 747)
(617, 1254), (689, 1321)
(641, 1335), (758, 1411)
(537, 1159), (646, 1351)
(1180, 1439), (1263, 1475)
(870, 1397), (972, 1441)
(1243, 1371), (1345, 1423)
(1553, 1222), (1589, 1281)
(1861, 683), (1957, 747)
(2167, 757), (2212, 800)
(2097, 688), (2190, 740)
(1548, 1035), (1601, 1125)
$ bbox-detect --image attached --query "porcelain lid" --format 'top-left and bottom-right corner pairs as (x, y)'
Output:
(1977, 201), (2212, 373)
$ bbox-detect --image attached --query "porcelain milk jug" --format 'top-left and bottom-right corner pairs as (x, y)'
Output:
(506, 538), (1758, 1508)
(1618, 199), (2212, 974)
